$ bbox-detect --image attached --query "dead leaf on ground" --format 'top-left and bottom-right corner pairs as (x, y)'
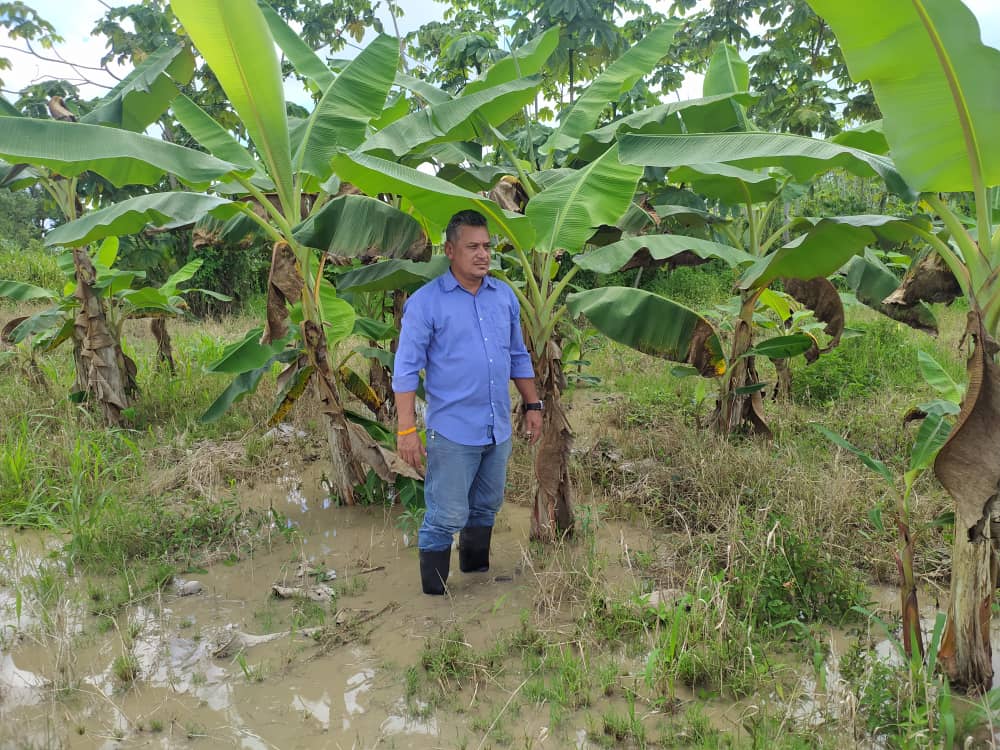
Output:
(271, 583), (336, 602)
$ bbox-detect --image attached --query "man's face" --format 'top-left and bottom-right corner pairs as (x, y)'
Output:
(445, 224), (492, 282)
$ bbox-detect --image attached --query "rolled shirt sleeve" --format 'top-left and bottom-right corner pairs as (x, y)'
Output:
(508, 293), (534, 380)
(391, 295), (430, 394)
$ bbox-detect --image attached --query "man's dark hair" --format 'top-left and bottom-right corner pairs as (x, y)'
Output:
(445, 210), (488, 245)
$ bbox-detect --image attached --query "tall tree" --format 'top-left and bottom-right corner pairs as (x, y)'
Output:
(0, 2), (61, 92)
(670, 0), (876, 135)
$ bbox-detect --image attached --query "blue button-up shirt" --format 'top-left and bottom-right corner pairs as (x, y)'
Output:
(392, 269), (535, 446)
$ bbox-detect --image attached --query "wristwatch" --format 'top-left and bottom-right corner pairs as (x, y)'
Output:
(522, 400), (544, 413)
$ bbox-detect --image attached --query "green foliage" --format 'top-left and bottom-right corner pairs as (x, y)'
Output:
(421, 626), (474, 686)
(791, 318), (926, 405)
(0, 188), (45, 249)
(726, 513), (868, 629)
(586, 591), (658, 647)
(599, 691), (647, 748)
(112, 652), (140, 683)
(787, 170), (910, 221)
(641, 261), (736, 310)
(0, 190), (60, 292)
(0, 242), (61, 294)
(838, 627), (964, 749)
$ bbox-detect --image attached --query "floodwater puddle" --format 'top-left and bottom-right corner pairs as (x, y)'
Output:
(0, 459), (628, 748)
(3, 456), (995, 748)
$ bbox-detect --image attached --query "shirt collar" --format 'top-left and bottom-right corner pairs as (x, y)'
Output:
(440, 268), (496, 292)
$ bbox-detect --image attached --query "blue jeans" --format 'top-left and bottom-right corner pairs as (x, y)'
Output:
(418, 430), (513, 551)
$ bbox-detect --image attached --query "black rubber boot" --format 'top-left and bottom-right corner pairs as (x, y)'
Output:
(419, 547), (451, 595)
(459, 526), (492, 573)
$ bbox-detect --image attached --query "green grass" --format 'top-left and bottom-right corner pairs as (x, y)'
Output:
(421, 626), (475, 687)
(112, 652), (140, 684)
(0, 242), (63, 292)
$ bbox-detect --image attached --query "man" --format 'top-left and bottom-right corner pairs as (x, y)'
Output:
(393, 210), (543, 595)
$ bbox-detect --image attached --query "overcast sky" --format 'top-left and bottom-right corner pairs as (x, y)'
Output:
(3, 0), (999, 103)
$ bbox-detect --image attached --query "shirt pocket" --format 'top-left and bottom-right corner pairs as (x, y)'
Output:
(488, 306), (512, 353)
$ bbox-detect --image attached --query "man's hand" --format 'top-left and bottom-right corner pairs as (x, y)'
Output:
(524, 410), (543, 446)
(397, 431), (426, 475)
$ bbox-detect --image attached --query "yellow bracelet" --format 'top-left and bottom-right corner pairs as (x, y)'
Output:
(397, 426), (418, 437)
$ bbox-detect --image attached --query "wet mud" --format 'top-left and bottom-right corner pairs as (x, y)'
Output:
(0, 458), (659, 749)
(3, 454), (999, 749)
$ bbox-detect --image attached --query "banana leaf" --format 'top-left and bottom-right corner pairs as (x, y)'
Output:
(173, 0), (294, 215)
(527, 145), (642, 253)
(82, 44), (195, 132)
(703, 43), (749, 96)
(259, 1), (334, 92)
(806, 0), (1000, 192)
(294, 194), (427, 258)
(620, 131), (917, 202)
(0, 118), (246, 189)
(575, 234), (752, 273)
(578, 93), (757, 162)
(295, 34), (399, 180)
(462, 27), (559, 96)
(45, 193), (244, 247)
(361, 77), (542, 158)
(172, 94), (257, 170)
(668, 162), (783, 205)
(337, 256), (450, 293)
(567, 286), (726, 376)
(739, 215), (931, 289)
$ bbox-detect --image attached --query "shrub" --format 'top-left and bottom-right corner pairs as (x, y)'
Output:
(726, 513), (868, 629)
(792, 318), (926, 405)
(643, 260), (735, 309)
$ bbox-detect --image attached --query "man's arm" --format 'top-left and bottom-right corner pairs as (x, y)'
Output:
(393, 295), (430, 473)
(394, 390), (425, 473)
(513, 379), (543, 447)
(508, 292), (542, 445)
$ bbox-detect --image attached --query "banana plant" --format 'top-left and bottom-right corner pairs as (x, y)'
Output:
(805, 0), (1000, 692)
(568, 133), (922, 435)
(0, 239), (227, 406)
(815, 350), (961, 662)
(0, 43), (196, 424)
(0, 1), (429, 502)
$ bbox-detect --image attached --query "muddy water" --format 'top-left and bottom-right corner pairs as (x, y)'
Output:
(7, 453), (999, 748)
(0, 459), (662, 749)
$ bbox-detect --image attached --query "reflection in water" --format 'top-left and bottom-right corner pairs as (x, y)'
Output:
(0, 654), (43, 709)
(292, 690), (331, 730)
(280, 473), (309, 516)
(343, 668), (375, 730)
(380, 699), (439, 736)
